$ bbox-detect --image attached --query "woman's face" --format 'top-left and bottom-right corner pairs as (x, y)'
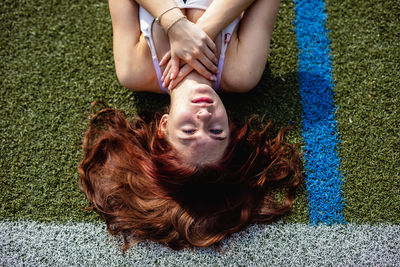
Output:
(160, 82), (229, 165)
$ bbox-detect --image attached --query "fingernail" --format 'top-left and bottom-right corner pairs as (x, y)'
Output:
(162, 82), (166, 87)
(161, 75), (164, 81)
(211, 75), (217, 81)
(170, 73), (173, 79)
(168, 84), (172, 90)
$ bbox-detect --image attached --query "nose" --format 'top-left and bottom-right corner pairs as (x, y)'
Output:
(196, 109), (212, 120)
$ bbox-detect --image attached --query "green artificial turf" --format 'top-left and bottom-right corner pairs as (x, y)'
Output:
(1, 0), (119, 222)
(2, 0), (400, 264)
(0, 0), (307, 223)
(327, 0), (400, 223)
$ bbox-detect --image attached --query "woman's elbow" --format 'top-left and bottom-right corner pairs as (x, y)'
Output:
(114, 65), (133, 89)
(115, 65), (150, 92)
(222, 72), (262, 93)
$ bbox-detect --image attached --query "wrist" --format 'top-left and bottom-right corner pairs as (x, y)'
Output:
(196, 17), (217, 40)
(166, 16), (187, 36)
(155, 6), (180, 25)
(158, 8), (184, 32)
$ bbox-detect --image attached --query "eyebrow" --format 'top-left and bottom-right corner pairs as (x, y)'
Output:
(213, 136), (227, 141)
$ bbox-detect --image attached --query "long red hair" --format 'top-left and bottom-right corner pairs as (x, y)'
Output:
(78, 104), (302, 251)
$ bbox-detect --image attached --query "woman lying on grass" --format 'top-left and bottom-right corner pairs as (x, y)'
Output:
(79, 0), (302, 251)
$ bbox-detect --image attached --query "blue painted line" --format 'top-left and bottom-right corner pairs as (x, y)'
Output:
(293, 0), (346, 224)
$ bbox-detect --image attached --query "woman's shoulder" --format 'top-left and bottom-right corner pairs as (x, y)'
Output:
(116, 37), (165, 93)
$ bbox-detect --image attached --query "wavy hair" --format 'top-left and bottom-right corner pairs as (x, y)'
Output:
(78, 104), (302, 251)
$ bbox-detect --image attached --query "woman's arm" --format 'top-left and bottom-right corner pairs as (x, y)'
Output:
(109, 0), (160, 91)
(197, 0), (255, 39)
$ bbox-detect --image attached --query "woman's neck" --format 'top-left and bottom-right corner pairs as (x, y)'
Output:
(170, 71), (214, 99)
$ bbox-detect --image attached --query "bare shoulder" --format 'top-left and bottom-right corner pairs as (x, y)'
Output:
(219, 0), (278, 93)
(109, 0), (163, 93)
(116, 35), (163, 93)
(219, 32), (260, 93)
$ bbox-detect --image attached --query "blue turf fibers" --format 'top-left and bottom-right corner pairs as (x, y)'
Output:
(293, 0), (346, 224)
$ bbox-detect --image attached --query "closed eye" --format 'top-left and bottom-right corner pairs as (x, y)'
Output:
(210, 129), (223, 134)
(183, 129), (196, 134)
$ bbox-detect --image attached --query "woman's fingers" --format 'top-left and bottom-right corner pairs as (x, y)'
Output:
(206, 36), (217, 55)
(169, 56), (180, 80)
(203, 44), (218, 65)
(187, 56), (217, 82)
(198, 51), (219, 74)
(162, 56), (180, 88)
(168, 64), (194, 90)
(161, 61), (170, 82)
(194, 37), (218, 73)
(159, 50), (171, 66)
(162, 62), (171, 87)
(162, 53), (217, 88)
(162, 56), (217, 90)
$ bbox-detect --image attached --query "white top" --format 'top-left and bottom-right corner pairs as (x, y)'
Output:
(175, 0), (212, 10)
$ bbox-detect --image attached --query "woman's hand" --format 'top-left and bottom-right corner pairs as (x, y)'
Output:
(160, 51), (206, 90)
(163, 18), (219, 87)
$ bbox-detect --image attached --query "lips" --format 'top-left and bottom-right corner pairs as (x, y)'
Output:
(192, 97), (213, 104)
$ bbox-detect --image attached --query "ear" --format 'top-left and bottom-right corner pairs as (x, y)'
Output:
(158, 114), (169, 136)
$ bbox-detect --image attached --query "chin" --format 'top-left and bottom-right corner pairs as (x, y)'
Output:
(193, 83), (215, 93)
